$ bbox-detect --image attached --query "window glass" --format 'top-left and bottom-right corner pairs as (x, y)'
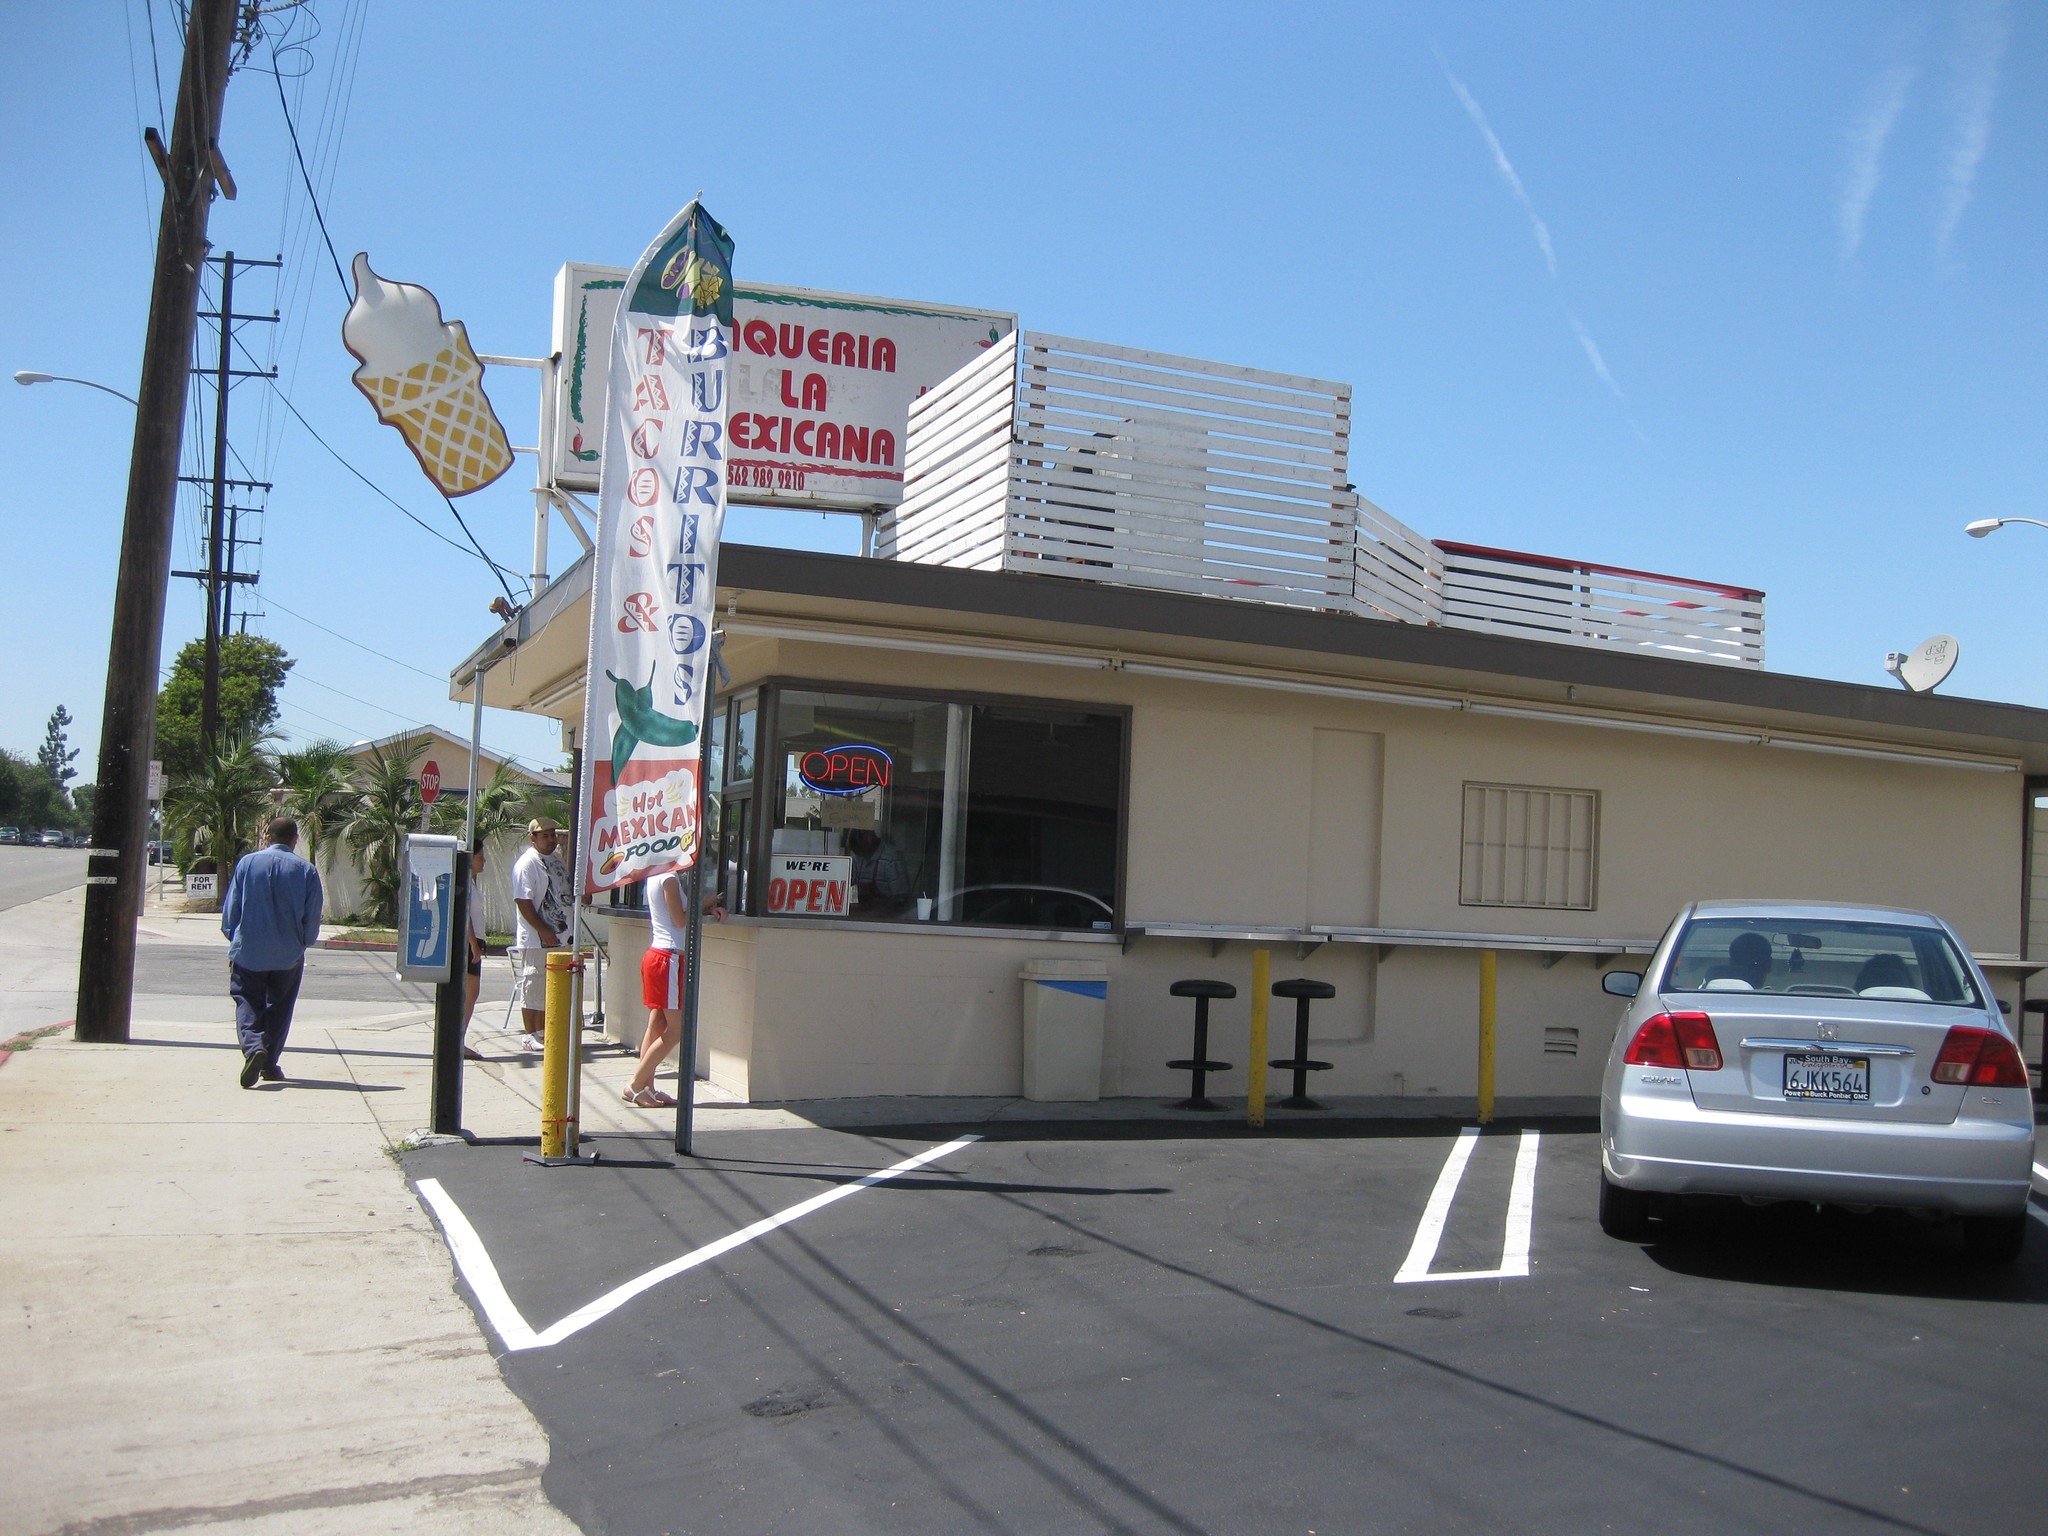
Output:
(958, 705), (1120, 930)
(1664, 917), (1982, 1006)
(771, 690), (950, 922)
(761, 686), (1123, 929)
(720, 795), (751, 914)
(705, 701), (728, 793)
(730, 697), (756, 785)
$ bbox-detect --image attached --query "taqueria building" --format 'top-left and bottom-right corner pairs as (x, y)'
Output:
(453, 320), (2048, 1106)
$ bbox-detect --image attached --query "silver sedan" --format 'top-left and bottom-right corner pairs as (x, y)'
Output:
(1599, 899), (2037, 1262)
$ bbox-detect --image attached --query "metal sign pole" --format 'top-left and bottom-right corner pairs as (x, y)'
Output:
(430, 852), (468, 1135)
(675, 715), (714, 1157)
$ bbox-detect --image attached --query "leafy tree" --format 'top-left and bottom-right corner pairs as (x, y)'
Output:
(276, 740), (360, 876)
(69, 783), (96, 832)
(163, 733), (278, 881)
(429, 759), (560, 846)
(153, 635), (294, 782)
(342, 736), (426, 924)
(0, 750), (67, 829)
(37, 706), (78, 797)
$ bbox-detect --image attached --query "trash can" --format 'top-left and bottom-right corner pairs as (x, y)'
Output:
(1019, 959), (1109, 1102)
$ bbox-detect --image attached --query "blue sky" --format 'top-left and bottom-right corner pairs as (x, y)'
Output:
(3, 2), (2042, 776)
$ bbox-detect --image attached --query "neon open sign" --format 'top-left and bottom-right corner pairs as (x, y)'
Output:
(797, 743), (892, 796)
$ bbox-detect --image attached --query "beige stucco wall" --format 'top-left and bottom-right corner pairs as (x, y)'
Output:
(571, 635), (2023, 1104)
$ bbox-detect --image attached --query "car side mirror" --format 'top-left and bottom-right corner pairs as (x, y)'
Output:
(1602, 971), (1642, 999)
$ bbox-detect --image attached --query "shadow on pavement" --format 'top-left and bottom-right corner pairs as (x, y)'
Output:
(1641, 1197), (2048, 1303)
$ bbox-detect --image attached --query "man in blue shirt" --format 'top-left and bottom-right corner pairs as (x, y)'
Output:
(220, 817), (326, 1088)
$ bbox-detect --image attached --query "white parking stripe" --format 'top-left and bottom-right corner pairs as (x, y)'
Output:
(1394, 1129), (1542, 1283)
(418, 1177), (539, 1350)
(417, 1134), (981, 1352)
(1392, 1129), (1479, 1283)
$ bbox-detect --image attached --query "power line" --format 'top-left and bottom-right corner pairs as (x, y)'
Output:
(292, 669), (457, 727)
(270, 47), (349, 297)
(144, 1), (169, 133)
(264, 593), (448, 681)
(255, 368), (529, 595)
(230, 320), (528, 601)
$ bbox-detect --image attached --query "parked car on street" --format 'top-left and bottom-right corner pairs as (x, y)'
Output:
(1599, 899), (2035, 1261)
(39, 829), (67, 847)
(0, 827), (20, 846)
(147, 840), (174, 865)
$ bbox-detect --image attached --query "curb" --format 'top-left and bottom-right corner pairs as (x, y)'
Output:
(0, 1020), (75, 1070)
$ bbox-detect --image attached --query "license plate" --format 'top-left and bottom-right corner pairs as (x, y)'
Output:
(1784, 1053), (1870, 1101)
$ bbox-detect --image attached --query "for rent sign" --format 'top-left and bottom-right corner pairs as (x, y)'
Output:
(552, 264), (1012, 506)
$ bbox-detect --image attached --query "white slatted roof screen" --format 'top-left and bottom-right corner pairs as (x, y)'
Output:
(882, 332), (1764, 667)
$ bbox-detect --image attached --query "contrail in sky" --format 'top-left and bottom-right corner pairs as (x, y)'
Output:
(1839, 65), (1916, 261)
(1435, 44), (1632, 419)
(1434, 45), (1556, 277)
(1566, 312), (1623, 401)
(1937, 0), (2008, 260)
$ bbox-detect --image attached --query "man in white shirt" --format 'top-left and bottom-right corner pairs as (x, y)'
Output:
(510, 817), (571, 1052)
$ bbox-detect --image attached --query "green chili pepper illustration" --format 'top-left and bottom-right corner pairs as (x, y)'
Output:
(606, 668), (697, 784)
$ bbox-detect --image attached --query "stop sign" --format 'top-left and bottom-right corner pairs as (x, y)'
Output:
(420, 760), (442, 804)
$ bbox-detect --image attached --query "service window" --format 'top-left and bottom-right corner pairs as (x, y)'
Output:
(735, 682), (1125, 930)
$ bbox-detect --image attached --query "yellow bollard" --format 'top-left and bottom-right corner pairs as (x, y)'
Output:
(1248, 948), (1270, 1128)
(1477, 948), (1497, 1126)
(540, 950), (576, 1157)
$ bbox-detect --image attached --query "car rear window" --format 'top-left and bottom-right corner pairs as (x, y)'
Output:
(1664, 917), (1983, 1006)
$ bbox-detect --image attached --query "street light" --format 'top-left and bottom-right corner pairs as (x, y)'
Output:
(14, 370), (140, 407)
(1965, 517), (2048, 539)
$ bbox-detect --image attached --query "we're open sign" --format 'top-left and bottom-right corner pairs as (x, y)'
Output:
(766, 855), (851, 917)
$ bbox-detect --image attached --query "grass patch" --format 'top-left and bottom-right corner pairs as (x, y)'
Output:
(0, 1022), (71, 1053)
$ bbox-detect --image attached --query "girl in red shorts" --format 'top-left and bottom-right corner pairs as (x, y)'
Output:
(626, 865), (724, 1108)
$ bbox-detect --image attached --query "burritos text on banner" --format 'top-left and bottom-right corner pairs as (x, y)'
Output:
(579, 202), (734, 896)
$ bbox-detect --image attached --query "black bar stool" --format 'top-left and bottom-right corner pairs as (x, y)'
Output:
(1269, 978), (1336, 1110)
(1167, 979), (1235, 1110)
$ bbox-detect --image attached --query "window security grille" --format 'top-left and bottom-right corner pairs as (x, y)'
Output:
(1460, 783), (1598, 910)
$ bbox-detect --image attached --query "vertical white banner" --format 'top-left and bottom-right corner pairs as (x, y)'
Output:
(579, 203), (735, 896)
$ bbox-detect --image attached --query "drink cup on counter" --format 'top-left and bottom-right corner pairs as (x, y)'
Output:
(916, 897), (934, 921)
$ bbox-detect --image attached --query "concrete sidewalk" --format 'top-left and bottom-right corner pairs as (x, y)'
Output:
(0, 886), (590, 1536)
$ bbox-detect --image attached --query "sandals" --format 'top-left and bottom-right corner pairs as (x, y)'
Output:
(623, 1086), (678, 1109)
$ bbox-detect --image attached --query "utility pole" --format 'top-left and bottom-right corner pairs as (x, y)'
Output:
(200, 251), (233, 751)
(76, 0), (245, 1045)
(191, 250), (277, 749)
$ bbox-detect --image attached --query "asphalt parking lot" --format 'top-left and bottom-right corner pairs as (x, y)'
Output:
(407, 1116), (2048, 1536)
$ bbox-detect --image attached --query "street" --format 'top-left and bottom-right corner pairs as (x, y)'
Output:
(0, 845), (87, 915)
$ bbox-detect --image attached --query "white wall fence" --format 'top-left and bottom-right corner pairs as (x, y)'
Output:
(879, 332), (1765, 667)
(314, 827), (528, 934)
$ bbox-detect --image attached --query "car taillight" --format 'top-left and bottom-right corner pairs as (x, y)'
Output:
(1931, 1025), (2028, 1087)
(1624, 1012), (1722, 1071)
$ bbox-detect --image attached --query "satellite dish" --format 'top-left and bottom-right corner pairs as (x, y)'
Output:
(1884, 634), (1959, 693)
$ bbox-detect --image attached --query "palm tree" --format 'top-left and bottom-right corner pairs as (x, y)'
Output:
(164, 733), (277, 886)
(276, 740), (359, 876)
(342, 736), (426, 924)
(429, 758), (546, 847)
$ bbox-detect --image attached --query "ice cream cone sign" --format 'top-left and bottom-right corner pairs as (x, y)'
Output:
(342, 253), (514, 498)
